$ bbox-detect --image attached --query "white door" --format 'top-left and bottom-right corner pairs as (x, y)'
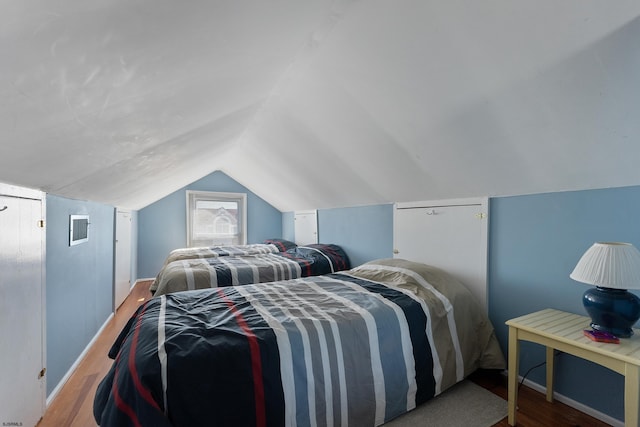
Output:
(394, 199), (488, 310)
(294, 210), (318, 245)
(0, 193), (45, 427)
(114, 210), (132, 310)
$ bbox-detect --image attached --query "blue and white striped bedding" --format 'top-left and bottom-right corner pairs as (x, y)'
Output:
(160, 239), (297, 266)
(151, 244), (350, 296)
(94, 259), (505, 427)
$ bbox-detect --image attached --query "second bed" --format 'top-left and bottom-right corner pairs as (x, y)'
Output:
(151, 243), (350, 296)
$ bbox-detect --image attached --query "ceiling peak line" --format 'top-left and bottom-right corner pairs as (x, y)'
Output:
(233, 0), (360, 148)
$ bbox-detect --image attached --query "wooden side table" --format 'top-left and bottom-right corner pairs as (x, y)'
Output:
(506, 308), (640, 427)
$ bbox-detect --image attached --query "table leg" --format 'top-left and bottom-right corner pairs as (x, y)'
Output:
(508, 326), (520, 426)
(624, 363), (640, 427)
(546, 346), (554, 403)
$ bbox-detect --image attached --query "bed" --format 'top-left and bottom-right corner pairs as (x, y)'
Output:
(150, 243), (351, 296)
(94, 258), (505, 427)
(158, 239), (298, 266)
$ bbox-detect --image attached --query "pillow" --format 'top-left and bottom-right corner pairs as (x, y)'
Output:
(262, 238), (297, 252)
(292, 244), (351, 271)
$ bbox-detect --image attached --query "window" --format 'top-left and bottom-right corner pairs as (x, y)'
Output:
(186, 191), (247, 247)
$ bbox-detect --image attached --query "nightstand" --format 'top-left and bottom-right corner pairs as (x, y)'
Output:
(506, 308), (640, 427)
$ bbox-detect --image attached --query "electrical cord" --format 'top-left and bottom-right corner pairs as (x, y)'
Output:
(518, 360), (546, 392)
(518, 350), (561, 392)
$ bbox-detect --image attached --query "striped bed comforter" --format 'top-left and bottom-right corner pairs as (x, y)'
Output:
(94, 259), (505, 427)
(160, 239), (298, 266)
(150, 244), (351, 296)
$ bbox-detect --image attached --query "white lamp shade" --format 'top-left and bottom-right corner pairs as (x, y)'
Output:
(570, 242), (640, 290)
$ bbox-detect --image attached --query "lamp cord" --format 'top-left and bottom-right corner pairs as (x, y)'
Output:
(518, 360), (546, 392)
(518, 350), (561, 392)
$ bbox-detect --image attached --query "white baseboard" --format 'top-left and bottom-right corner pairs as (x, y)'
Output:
(46, 313), (114, 407)
(506, 371), (623, 427)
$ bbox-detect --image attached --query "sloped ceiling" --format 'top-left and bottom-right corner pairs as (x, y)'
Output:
(2, 1), (639, 211)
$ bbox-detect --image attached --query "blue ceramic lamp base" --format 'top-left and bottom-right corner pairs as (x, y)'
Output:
(583, 287), (640, 338)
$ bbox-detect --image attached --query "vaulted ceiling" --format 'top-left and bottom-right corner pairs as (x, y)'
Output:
(2, 1), (639, 211)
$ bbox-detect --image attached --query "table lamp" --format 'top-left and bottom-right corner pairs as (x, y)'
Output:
(570, 242), (640, 338)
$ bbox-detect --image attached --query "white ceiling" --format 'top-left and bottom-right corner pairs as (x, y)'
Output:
(2, 1), (639, 211)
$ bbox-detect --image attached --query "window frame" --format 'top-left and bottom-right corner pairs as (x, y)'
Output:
(185, 190), (247, 247)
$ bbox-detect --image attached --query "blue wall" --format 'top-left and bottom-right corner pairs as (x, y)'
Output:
(137, 171), (283, 278)
(46, 195), (114, 395)
(317, 204), (394, 267)
(284, 204), (394, 267)
(489, 185), (640, 421)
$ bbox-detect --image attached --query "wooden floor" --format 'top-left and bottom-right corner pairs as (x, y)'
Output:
(468, 369), (612, 427)
(38, 280), (612, 427)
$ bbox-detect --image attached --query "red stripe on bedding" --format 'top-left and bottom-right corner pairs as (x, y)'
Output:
(217, 288), (267, 427)
(113, 365), (143, 427)
(128, 304), (162, 412)
(298, 258), (312, 276)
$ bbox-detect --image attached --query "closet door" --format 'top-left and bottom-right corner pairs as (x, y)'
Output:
(0, 193), (45, 427)
(294, 210), (318, 245)
(114, 209), (132, 310)
(394, 199), (488, 311)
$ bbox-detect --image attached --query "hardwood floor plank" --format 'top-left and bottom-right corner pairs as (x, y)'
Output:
(61, 373), (97, 426)
(37, 280), (613, 426)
